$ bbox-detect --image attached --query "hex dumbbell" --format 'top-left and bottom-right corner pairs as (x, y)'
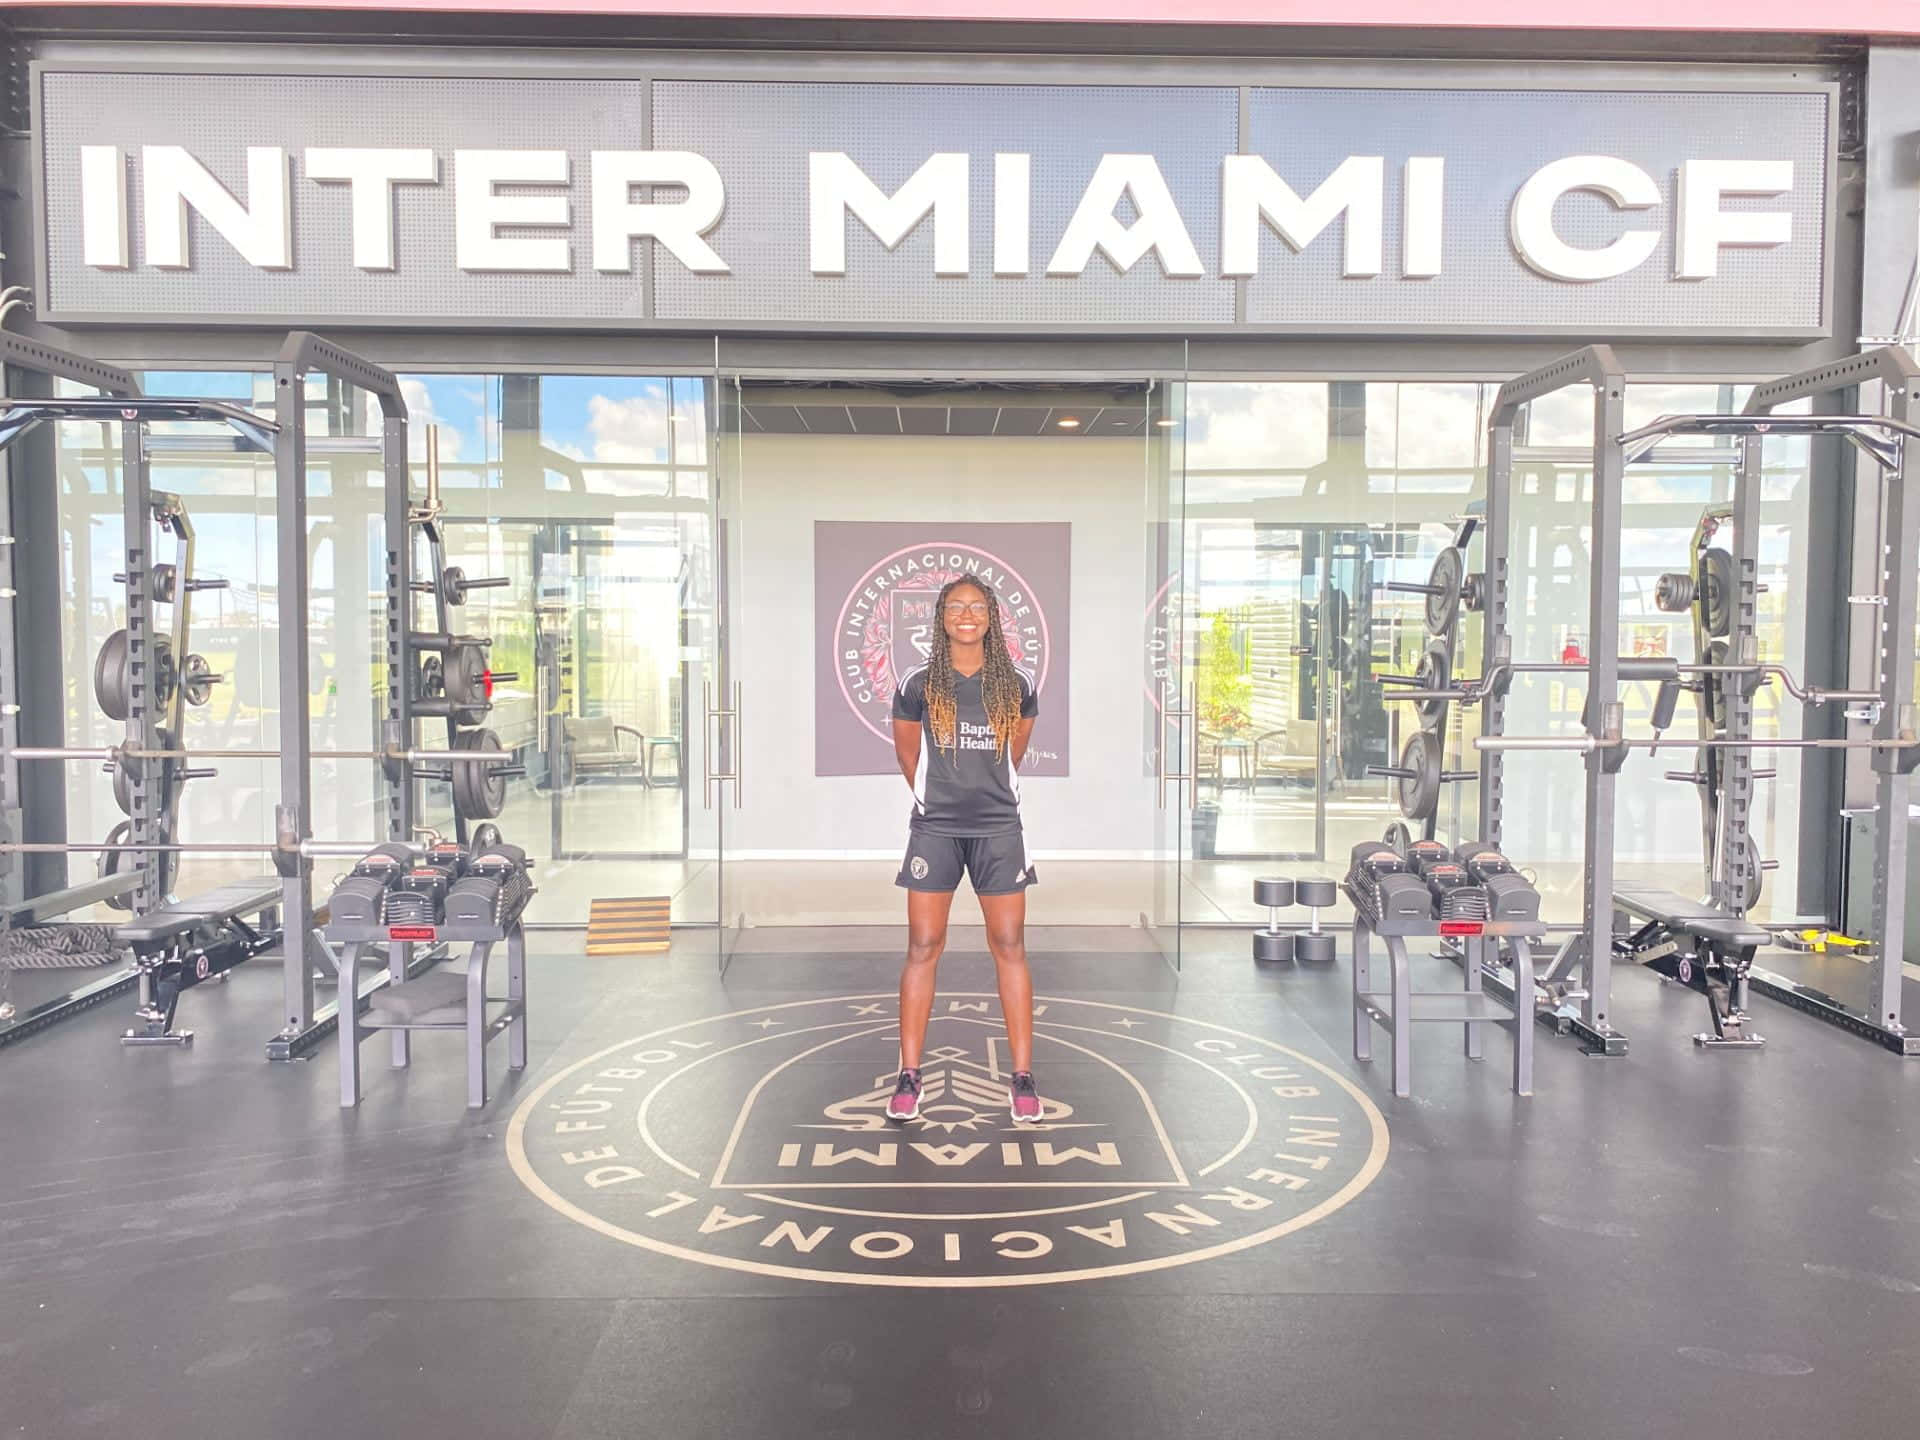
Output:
(1253, 877), (1296, 962)
(1294, 877), (1338, 962)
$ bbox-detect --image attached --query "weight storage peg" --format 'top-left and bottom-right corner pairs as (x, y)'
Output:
(1294, 877), (1338, 962)
(1367, 730), (1479, 822)
(114, 565), (229, 605)
(1253, 877), (1296, 962)
(1379, 547), (1472, 638)
(412, 565), (513, 609)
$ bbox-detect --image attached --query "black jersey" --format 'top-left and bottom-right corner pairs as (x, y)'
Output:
(891, 664), (1039, 837)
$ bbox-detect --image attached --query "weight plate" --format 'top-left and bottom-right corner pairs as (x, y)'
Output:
(452, 728), (507, 820)
(440, 565), (468, 609)
(1415, 636), (1453, 730)
(1382, 822), (1413, 857)
(1701, 548), (1735, 638)
(1701, 638), (1730, 727)
(1734, 833), (1765, 912)
(100, 821), (134, 910)
(1396, 730), (1444, 821)
(94, 630), (131, 721)
(181, 653), (214, 707)
(1461, 573), (1485, 614)
(1655, 572), (1696, 613)
(1424, 547), (1465, 637)
(418, 654), (445, 700)
(1295, 877), (1339, 909)
(150, 563), (177, 604)
(443, 644), (490, 707)
(1253, 877), (1295, 909)
(1253, 931), (1296, 963)
(1295, 932), (1337, 963)
(471, 822), (504, 851)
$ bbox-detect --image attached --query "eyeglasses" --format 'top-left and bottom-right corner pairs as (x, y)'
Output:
(943, 601), (991, 618)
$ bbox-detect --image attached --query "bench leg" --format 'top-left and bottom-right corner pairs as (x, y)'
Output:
(339, 943), (365, 1109)
(1352, 921), (1373, 1064)
(1511, 938), (1535, 1097)
(467, 942), (492, 1109)
(507, 926), (528, 1071)
(1464, 936), (1484, 1061)
(389, 940), (411, 1070)
(1388, 936), (1412, 1099)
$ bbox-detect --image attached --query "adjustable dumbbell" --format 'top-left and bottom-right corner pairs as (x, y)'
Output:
(1253, 877), (1296, 962)
(1294, 877), (1338, 962)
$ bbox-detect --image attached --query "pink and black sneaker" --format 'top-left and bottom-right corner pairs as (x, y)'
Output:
(1008, 1070), (1042, 1125)
(885, 1068), (923, 1122)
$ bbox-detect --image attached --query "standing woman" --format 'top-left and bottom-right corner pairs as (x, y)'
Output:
(886, 577), (1042, 1124)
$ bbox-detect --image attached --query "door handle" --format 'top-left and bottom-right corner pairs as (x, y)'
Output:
(1158, 684), (1195, 811)
(703, 680), (741, 810)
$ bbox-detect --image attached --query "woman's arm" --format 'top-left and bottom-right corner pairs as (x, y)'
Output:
(893, 717), (922, 787)
(1011, 715), (1037, 768)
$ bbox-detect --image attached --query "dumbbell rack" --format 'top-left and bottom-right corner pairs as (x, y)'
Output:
(1347, 898), (1544, 1099)
(326, 854), (530, 1109)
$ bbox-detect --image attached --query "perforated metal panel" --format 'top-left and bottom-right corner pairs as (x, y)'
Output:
(1241, 87), (1830, 330)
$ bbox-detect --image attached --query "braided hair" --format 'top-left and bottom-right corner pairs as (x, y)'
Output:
(924, 577), (1027, 761)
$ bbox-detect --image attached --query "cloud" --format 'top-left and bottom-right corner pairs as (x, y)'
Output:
(400, 378), (465, 464)
(586, 391), (673, 464)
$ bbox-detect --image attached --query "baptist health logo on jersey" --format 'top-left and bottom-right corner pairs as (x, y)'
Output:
(835, 542), (1051, 742)
(506, 995), (1388, 1287)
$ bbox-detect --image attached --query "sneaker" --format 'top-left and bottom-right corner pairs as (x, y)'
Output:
(885, 1068), (922, 1122)
(1008, 1071), (1042, 1125)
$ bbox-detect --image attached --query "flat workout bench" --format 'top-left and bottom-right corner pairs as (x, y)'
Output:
(1614, 887), (1770, 1048)
(112, 879), (283, 1046)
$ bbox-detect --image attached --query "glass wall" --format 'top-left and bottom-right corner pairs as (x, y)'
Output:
(1179, 378), (1820, 926)
(52, 369), (389, 911)
(41, 363), (1828, 935)
(49, 369), (718, 927)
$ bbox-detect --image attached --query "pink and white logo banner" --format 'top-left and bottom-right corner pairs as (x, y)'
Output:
(815, 522), (1071, 777)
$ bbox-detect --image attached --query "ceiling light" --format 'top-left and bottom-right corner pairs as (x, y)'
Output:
(1155, 418), (1180, 428)
(1056, 416), (1082, 429)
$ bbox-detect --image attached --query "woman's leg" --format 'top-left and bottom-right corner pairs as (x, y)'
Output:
(898, 888), (955, 1070)
(980, 890), (1032, 1072)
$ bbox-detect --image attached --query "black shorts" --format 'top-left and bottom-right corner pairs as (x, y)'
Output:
(896, 831), (1038, 895)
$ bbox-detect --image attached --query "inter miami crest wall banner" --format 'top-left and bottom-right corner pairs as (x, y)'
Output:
(815, 522), (1072, 778)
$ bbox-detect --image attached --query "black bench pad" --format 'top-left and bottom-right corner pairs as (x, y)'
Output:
(1615, 887), (1769, 952)
(112, 879), (280, 946)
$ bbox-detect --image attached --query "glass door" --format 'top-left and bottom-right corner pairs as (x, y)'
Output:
(418, 370), (722, 954)
(1145, 376), (1188, 971)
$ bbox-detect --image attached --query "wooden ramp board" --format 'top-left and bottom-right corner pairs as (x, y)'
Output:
(587, 897), (671, 955)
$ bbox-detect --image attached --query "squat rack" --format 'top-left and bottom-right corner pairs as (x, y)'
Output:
(1470, 345), (1920, 1056)
(0, 330), (501, 1056)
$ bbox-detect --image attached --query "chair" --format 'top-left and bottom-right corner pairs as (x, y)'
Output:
(565, 715), (644, 780)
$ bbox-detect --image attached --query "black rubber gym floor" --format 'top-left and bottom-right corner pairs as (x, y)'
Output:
(5, 929), (1920, 1439)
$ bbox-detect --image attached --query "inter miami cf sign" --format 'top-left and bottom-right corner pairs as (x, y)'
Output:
(507, 995), (1387, 1287)
(813, 522), (1072, 777)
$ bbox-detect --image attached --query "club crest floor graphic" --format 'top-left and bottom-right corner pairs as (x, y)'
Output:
(508, 994), (1389, 1286)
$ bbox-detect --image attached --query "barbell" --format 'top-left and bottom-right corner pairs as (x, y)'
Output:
(1476, 733), (1917, 754)
(9, 741), (519, 766)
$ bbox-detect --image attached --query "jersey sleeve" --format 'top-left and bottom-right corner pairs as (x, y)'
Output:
(892, 668), (927, 722)
(1019, 670), (1040, 719)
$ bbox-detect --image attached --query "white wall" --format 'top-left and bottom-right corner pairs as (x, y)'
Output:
(729, 432), (1162, 858)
